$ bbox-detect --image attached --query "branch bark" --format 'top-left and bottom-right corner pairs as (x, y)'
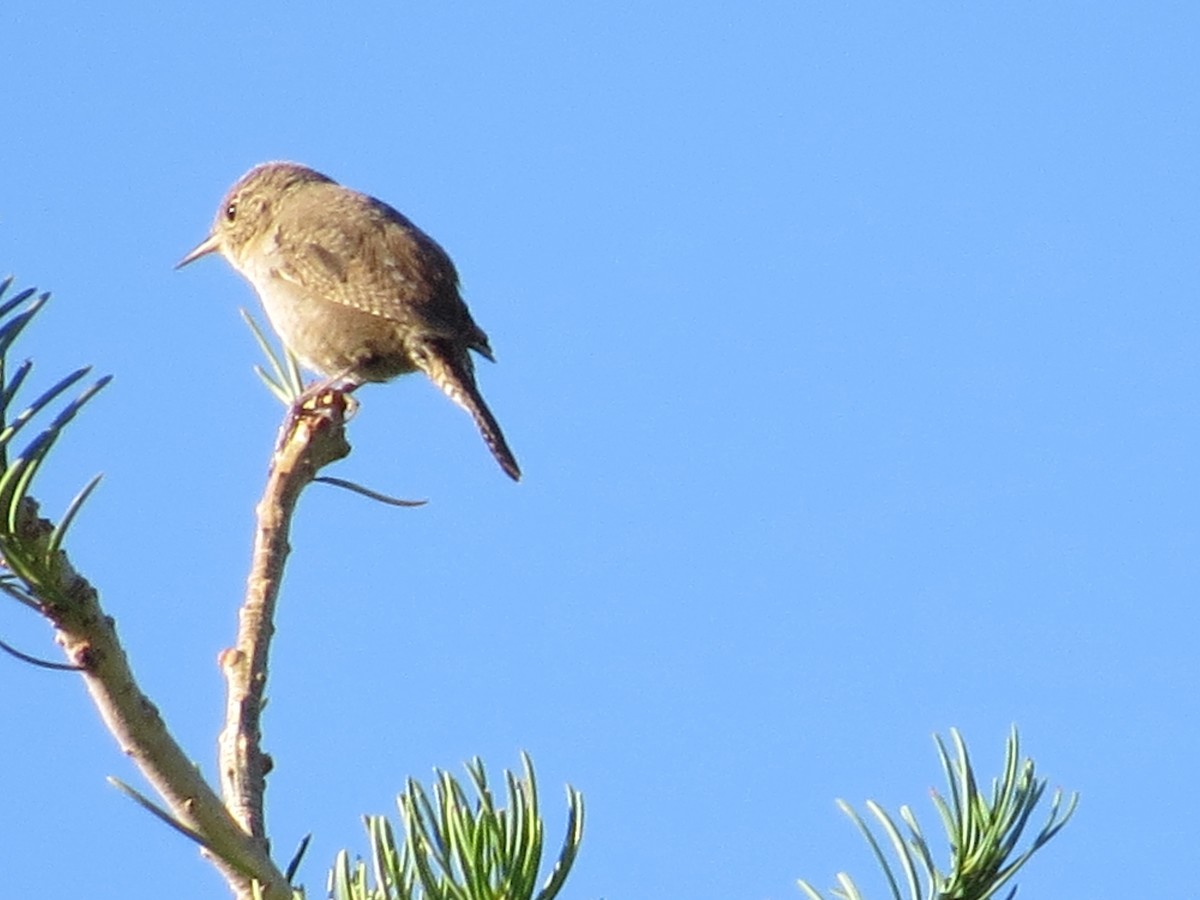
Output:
(23, 497), (291, 900)
(218, 391), (352, 848)
(21, 391), (351, 900)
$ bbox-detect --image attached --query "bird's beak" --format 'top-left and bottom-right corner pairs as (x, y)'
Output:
(175, 233), (222, 269)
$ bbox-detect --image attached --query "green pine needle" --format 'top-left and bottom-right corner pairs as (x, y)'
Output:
(798, 727), (1077, 900)
(327, 754), (584, 900)
(0, 279), (109, 613)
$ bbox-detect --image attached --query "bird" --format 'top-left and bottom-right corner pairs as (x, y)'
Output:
(177, 161), (520, 481)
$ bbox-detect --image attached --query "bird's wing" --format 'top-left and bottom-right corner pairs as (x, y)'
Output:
(267, 198), (480, 345)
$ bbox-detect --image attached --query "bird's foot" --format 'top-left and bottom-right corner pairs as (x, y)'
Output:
(272, 384), (357, 456)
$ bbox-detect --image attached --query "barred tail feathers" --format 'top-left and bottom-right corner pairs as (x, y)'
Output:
(415, 341), (521, 481)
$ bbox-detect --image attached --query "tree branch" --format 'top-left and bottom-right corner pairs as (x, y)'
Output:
(218, 391), (352, 850)
(17, 498), (292, 900)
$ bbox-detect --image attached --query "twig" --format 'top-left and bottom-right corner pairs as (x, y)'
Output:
(218, 390), (352, 849)
(16, 498), (292, 899)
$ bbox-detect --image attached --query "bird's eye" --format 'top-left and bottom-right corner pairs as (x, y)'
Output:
(225, 202), (238, 222)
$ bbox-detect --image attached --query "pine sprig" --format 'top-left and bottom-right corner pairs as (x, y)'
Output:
(799, 727), (1077, 900)
(328, 754), (584, 900)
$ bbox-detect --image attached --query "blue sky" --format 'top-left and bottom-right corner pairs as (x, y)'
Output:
(1, 2), (1196, 897)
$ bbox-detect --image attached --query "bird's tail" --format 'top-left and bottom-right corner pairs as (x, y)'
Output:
(415, 340), (521, 481)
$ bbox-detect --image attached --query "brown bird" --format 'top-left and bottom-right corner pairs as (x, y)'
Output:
(177, 161), (520, 480)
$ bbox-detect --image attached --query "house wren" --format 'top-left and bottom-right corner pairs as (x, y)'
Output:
(177, 161), (520, 481)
